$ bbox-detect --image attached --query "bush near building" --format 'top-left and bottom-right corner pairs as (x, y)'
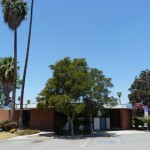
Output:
(132, 117), (150, 129)
(4, 122), (18, 131)
(0, 120), (10, 131)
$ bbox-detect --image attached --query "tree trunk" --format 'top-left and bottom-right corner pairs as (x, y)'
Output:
(5, 93), (9, 106)
(2, 82), (12, 106)
(10, 29), (17, 121)
(70, 119), (75, 137)
(19, 0), (34, 129)
(68, 115), (75, 137)
(90, 115), (94, 135)
(19, 99), (23, 129)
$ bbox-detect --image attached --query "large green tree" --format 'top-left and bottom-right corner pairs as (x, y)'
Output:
(37, 57), (90, 136)
(37, 57), (116, 136)
(83, 68), (117, 134)
(1, 0), (27, 120)
(20, 0), (34, 129)
(129, 70), (150, 106)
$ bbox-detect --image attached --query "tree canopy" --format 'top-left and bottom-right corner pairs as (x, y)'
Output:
(129, 70), (150, 106)
(83, 68), (117, 116)
(37, 57), (116, 136)
(0, 57), (21, 106)
(0, 57), (14, 105)
(1, 0), (27, 30)
(0, 82), (5, 107)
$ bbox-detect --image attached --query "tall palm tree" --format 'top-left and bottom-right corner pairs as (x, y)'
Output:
(19, 0), (34, 128)
(0, 57), (14, 106)
(117, 92), (122, 104)
(1, 0), (27, 120)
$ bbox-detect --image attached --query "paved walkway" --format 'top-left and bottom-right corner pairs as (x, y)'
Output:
(7, 132), (54, 140)
(96, 130), (149, 135)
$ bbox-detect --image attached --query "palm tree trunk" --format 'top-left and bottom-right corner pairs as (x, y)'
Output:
(19, 0), (34, 128)
(2, 82), (12, 106)
(10, 29), (17, 121)
(5, 93), (9, 106)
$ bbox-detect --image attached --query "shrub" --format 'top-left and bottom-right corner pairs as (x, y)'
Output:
(144, 118), (150, 130)
(147, 119), (150, 129)
(4, 122), (18, 131)
(0, 120), (10, 131)
(132, 118), (145, 128)
(138, 118), (145, 127)
(10, 128), (16, 134)
(132, 118), (139, 128)
(16, 129), (40, 136)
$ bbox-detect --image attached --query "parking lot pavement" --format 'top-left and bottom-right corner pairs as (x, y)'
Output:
(1, 131), (150, 150)
(85, 132), (150, 150)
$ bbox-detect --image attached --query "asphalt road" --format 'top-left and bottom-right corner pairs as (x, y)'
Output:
(1, 132), (150, 150)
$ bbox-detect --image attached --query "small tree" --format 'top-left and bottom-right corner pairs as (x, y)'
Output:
(27, 99), (31, 104)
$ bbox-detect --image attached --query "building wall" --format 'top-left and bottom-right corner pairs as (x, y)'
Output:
(14, 110), (20, 123)
(30, 108), (54, 131)
(0, 108), (131, 131)
(110, 109), (132, 130)
(110, 109), (121, 129)
(0, 109), (10, 122)
(120, 109), (132, 130)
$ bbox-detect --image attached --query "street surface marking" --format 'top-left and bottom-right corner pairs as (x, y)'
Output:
(81, 142), (87, 148)
(32, 139), (56, 150)
(119, 136), (125, 144)
(97, 140), (115, 144)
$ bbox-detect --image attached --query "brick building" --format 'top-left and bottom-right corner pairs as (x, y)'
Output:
(0, 104), (132, 131)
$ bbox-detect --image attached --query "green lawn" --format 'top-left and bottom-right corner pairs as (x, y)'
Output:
(0, 129), (40, 140)
(0, 132), (16, 140)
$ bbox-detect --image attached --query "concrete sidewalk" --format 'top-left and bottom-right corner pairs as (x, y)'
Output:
(101, 130), (149, 135)
(7, 131), (54, 140)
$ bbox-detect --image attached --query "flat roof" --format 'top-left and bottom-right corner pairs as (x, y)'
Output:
(2, 103), (132, 110)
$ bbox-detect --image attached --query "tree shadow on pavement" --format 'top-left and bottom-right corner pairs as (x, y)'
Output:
(38, 131), (120, 140)
(93, 132), (119, 138)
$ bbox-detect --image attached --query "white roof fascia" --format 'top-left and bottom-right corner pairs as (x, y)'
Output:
(104, 103), (132, 109)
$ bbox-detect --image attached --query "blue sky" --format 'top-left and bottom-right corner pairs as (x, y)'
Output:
(0, 0), (150, 104)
